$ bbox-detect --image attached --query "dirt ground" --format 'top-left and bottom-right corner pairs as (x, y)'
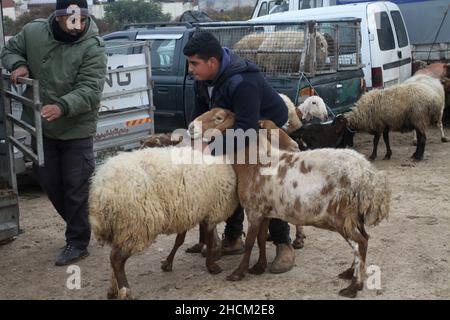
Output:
(1, 127), (450, 300)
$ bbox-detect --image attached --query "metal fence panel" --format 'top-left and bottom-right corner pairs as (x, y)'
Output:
(195, 19), (362, 77)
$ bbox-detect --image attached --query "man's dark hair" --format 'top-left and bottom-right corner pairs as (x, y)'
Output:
(183, 32), (223, 61)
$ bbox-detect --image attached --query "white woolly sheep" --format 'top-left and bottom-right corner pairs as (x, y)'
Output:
(296, 95), (328, 122)
(279, 93), (303, 134)
(404, 74), (448, 145)
(191, 108), (391, 298)
(233, 32), (268, 63)
(89, 146), (239, 300)
(256, 31), (328, 74)
(345, 74), (447, 160)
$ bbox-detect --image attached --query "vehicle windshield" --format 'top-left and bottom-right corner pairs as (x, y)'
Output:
(269, 0), (290, 14)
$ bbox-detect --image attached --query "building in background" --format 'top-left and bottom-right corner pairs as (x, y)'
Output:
(2, 0), (17, 20)
(198, 0), (256, 11)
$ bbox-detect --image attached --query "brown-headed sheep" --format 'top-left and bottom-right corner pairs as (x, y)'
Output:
(191, 108), (391, 298)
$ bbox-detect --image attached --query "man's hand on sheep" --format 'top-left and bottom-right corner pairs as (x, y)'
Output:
(41, 104), (63, 122)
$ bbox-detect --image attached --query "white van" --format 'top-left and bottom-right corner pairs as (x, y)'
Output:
(251, 1), (412, 89)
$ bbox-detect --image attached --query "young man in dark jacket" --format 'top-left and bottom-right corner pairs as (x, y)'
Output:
(183, 32), (295, 274)
(1, 0), (107, 266)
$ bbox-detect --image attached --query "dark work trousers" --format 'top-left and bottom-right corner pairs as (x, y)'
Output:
(224, 205), (291, 245)
(33, 136), (94, 250)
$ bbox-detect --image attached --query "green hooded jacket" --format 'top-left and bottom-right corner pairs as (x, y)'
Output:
(1, 14), (107, 140)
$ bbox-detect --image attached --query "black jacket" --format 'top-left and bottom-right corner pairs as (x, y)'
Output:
(190, 48), (288, 131)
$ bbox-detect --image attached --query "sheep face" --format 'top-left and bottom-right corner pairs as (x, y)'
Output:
(333, 114), (349, 135)
(297, 96), (328, 122)
(188, 108), (235, 141)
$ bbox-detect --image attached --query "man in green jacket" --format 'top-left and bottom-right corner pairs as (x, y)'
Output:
(1, 0), (107, 265)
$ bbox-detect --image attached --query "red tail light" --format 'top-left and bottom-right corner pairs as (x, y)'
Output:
(371, 67), (383, 88)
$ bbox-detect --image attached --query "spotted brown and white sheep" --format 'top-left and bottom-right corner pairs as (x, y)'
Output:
(89, 146), (239, 299)
(345, 74), (447, 160)
(191, 108), (391, 298)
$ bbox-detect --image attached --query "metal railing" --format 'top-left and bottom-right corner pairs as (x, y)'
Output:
(0, 70), (44, 191)
(194, 19), (362, 77)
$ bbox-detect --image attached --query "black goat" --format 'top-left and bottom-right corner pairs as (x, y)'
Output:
(290, 114), (354, 151)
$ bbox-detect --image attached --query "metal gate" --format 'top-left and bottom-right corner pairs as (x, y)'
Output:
(0, 73), (44, 242)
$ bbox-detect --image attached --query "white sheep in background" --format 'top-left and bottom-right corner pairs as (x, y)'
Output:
(191, 108), (391, 298)
(345, 74), (447, 160)
(89, 146), (239, 300)
(296, 95), (329, 122)
(240, 30), (328, 74)
(405, 74), (449, 145)
(233, 32), (268, 64)
(257, 31), (305, 74)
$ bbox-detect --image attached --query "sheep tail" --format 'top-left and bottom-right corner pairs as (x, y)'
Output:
(360, 171), (391, 227)
(343, 171), (390, 237)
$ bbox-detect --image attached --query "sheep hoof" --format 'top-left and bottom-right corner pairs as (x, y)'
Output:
(117, 287), (133, 300)
(186, 243), (204, 253)
(107, 288), (118, 300)
(411, 153), (423, 161)
(368, 155), (376, 161)
(338, 287), (358, 298)
(292, 238), (305, 249)
(161, 260), (173, 272)
(227, 272), (245, 281)
(338, 268), (354, 280)
(441, 137), (448, 143)
(383, 154), (391, 160)
(207, 263), (222, 275)
(412, 140), (417, 146)
(249, 263), (266, 275)
(338, 282), (363, 298)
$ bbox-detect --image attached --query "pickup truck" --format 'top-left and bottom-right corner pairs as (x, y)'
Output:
(103, 19), (365, 133)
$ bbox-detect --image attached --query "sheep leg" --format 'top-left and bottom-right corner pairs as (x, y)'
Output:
(339, 230), (368, 298)
(338, 226), (370, 279)
(185, 224), (205, 253)
(204, 223), (222, 275)
(227, 216), (262, 281)
(438, 114), (448, 142)
(369, 132), (380, 160)
(412, 129), (426, 160)
(110, 246), (132, 300)
(338, 262), (355, 280)
(249, 218), (270, 275)
(107, 270), (119, 299)
(292, 225), (306, 249)
(382, 127), (392, 160)
(161, 231), (186, 272)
